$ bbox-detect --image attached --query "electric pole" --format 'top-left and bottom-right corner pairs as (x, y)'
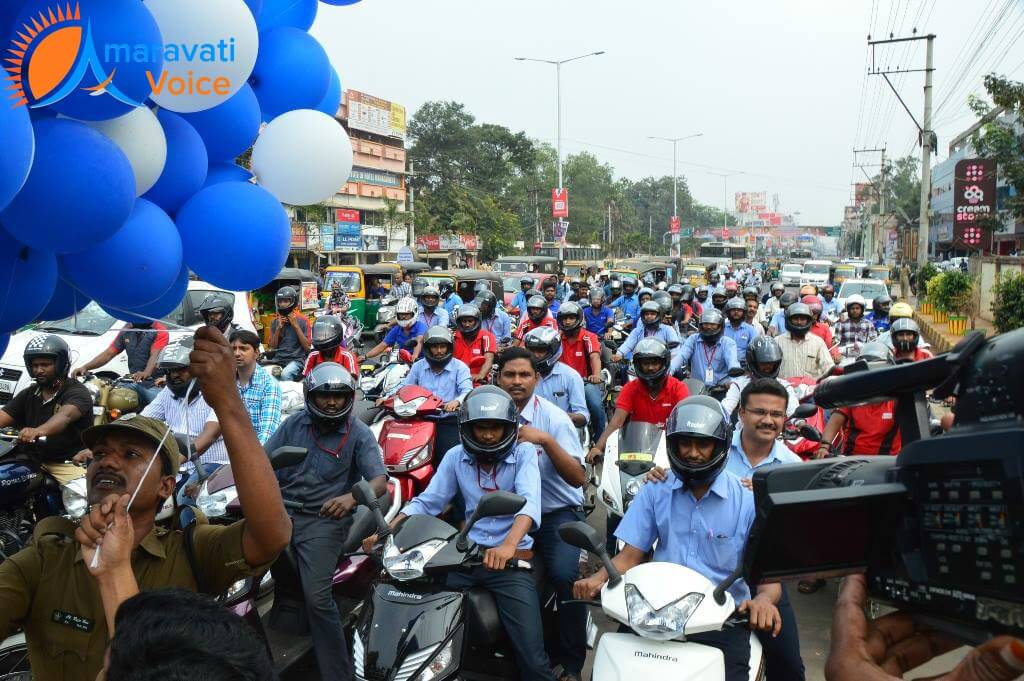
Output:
(853, 147), (886, 263)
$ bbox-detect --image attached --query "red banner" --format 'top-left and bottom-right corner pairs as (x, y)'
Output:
(335, 208), (360, 223)
(670, 216), (680, 234)
(552, 188), (569, 218)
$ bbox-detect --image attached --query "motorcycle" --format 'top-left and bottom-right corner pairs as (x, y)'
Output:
(374, 295), (399, 342)
(80, 373), (141, 425)
(558, 521), (765, 681)
(257, 350), (306, 419)
(368, 385), (444, 503)
(359, 346), (412, 403)
(322, 300), (365, 350)
(349, 481), (555, 681)
(781, 381), (827, 459)
(596, 422), (667, 532)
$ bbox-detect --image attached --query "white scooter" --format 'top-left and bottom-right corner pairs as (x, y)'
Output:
(358, 345), (410, 402)
(597, 421), (668, 525)
(561, 521), (764, 681)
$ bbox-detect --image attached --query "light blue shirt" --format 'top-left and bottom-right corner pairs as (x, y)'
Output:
(511, 290), (531, 313)
(416, 307), (449, 330)
(610, 293), (641, 325)
(404, 442), (542, 549)
(481, 309), (512, 343)
(821, 298), (840, 318)
(724, 322), (758, 360)
(617, 324), (683, 374)
(678, 335), (740, 385)
(442, 293), (464, 317)
(725, 429), (802, 480)
(519, 394), (585, 513)
(398, 357), (472, 403)
(616, 470), (755, 603)
(769, 310), (786, 335)
(535, 362), (588, 423)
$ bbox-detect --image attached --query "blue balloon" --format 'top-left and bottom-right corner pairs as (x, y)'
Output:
(142, 110), (208, 216)
(62, 199), (183, 309)
(0, 226), (58, 333)
(102, 262), (189, 324)
(0, 118), (134, 254)
(177, 182), (289, 291)
(250, 27), (330, 120)
(204, 162), (254, 188)
(259, 0), (317, 30)
(0, 101), (34, 212)
(315, 67), (342, 116)
(319, 0), (361, 4)
(181, 84), (261, 162)
(9, 0), (164, 121)
(0, 333), (8, 360)
(243, 0), (263, 21)
(36, 268), (91, 321)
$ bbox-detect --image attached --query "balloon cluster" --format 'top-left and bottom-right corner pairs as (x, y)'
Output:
(0, 0), (358, 348)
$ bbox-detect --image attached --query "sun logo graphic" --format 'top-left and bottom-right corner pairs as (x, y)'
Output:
(4, 3), (144, 109)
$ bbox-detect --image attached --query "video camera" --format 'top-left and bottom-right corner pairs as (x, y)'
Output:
(742, 328), (1024, 639)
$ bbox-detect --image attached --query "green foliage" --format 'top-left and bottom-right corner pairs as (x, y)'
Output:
(925, 271), (945, 305)
(929, 270), (975, 315)
(968, 74), (1024, 225)
(917, 262), (939, 295)
(992, 271), (1024, 333)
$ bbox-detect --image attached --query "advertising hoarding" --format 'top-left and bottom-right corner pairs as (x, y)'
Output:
(290, 223), (306, 250)
(735, 191), (768, 214)
(552, 188), (569, 218)
(347, 90), (407, 140)
(953, 159), (997, 248)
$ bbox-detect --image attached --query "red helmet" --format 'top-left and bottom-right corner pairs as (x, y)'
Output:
(724, 280), (739, 292)
(801, 294), (823, 318)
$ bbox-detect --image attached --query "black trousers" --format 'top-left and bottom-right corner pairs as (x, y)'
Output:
(757, 585), (805, 681)
(686, 626), (751, 681)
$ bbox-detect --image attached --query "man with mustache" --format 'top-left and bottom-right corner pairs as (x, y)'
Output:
(0, 326), (291, 681)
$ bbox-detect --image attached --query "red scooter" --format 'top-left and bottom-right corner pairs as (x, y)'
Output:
(371, 384), (444, 503)
(782, 377), (829, 459)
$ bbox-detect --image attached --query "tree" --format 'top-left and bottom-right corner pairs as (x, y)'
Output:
(968, 74), (1024, 231)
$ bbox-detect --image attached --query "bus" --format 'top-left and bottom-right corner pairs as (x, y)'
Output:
(534, 242), (603, 262)
(699, 242), (749, 260)
(789, 248), (813, 260)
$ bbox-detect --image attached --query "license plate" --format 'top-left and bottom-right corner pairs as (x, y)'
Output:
(0, 379), (16, 394)
(619, 452), (654, 462)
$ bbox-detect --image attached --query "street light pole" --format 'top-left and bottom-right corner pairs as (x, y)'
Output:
(649, 133), (702, 256)
(516, 51), (605, 262)
(707, 171), (743, 241)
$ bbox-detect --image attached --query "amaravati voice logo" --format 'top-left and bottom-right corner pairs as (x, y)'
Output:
(5, 3), (144, 109)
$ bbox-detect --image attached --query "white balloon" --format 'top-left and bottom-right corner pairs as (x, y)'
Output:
(143, 0), (259, 114)
(78, 107), (168, 196)
(251, 109), (353, 206)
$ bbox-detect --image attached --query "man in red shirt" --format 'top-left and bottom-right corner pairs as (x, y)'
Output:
(586, 337), (689, 464)
(514, 295), (558, 346)
(890, 318), (933, 362)
(452, 303), (496, 385)
(303, 316), (359, 377)
(557, 302), (605, 437)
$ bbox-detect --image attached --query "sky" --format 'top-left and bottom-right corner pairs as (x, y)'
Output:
(312, 0), (1024, 227)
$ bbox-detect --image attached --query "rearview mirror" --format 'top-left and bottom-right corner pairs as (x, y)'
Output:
(351, 479), (378, 508)
(455, 491), (526, 552)
(558, 520), (603, 554)
(791, 403), (817, 419)
(798, 425), (823, 442)
(268, 446), (308, 471)
(728, 367), (746, 378)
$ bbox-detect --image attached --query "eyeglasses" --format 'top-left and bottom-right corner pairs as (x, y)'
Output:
(744, 407), (786, 420)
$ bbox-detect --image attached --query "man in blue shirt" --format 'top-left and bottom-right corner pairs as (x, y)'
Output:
(476, 290), (513, 345)
(361, 298), (427, 362)
(511, 275), (535, 314)
(574, 396), (782, 681)
(583, 289), (614, 336)
(612, 300), (683, 375)
(820, 284), (840, 321)
(542, 279), (562, 315)
(609, 276), (640, 328)
(415, 285), (449, 329)
(677, 309), (741, 386)
(522, 328), (588, 429)
(723, 297), (758, 364)
(497, 348), (588, 681)
(439, 280), (464, 319)
(371, 386), (554, 681)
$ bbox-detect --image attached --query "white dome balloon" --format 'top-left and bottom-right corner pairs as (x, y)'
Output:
(79, 106), (168, 196)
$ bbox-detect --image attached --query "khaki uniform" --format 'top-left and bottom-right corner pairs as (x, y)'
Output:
(0, 516), (269, 681)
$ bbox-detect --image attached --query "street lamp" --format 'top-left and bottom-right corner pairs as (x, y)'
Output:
(648, 133), (703, 224)
(516, 50), (605, 260)
(707, 171), (743, 242)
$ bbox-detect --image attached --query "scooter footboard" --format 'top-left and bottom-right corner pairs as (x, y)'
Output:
(591, 633), (724, 681)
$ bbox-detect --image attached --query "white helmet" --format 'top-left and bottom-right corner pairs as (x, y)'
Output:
(396, 298), (418, 328)
(845, 294), (865, 310)
(657, 281), (667, 290)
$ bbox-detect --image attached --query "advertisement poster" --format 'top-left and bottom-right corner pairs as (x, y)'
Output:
(300, 281), (319, 311)
(347, 90), (407, 140)
(735, 192), (768, 214)
(321, 225), (335, 252)
(306, 224), (321, 251)
(362, 235), (388, 251)
(953, 159), (997, 248)
(552, 188), (569, 218)
(290, 223), (306, 250)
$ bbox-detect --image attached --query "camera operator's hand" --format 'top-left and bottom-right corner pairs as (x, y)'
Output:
(826, 574), (1024, 681)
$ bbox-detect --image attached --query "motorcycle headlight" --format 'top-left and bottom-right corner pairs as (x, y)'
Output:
(414, 639), (455, 681)
(222, 577), (251, 605)
(280, 391), (304, 414)
(61, 477), (89, 519)
(625, 583), (703, 641)
(393, 395), (426, 417)
(624, 478), (642, 500)
(383, 535), (447, 581)
(196, 484), (238, 518)
(387, 444), (431, 473)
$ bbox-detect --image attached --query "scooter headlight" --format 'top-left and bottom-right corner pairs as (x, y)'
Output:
(383, 535), (447, 581)
(61, 477), (88, 519)
(393, 395), (427, 417)
(196, 483), (238, 519)
(624, 478), (642, 500)
(413, 639), (455, 681)
(222, 577), (251, 605)
(386, 444), (432, 474)
(280, 391), (304, 414)
(625, 583), (703, 641)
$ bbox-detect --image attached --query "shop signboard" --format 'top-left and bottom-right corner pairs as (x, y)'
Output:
(290, 223), (306, 250)
(953, 159), (996, 248)
(321, 225), (335, 251)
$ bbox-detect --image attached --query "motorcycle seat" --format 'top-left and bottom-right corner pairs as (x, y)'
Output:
(463, 559), (546, 650)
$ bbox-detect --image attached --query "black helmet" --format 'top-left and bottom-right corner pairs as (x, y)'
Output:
(304, 362), (356, 426)
(778, 291), (798, 309)
(475, 290), (497, 317)
(890, 317), (920, 354)
(23, 333), (71, 378)
(456, 303), (482, 336)
(419, 285), (441, 311)
(458, 386), (519, 465)
(652, 291), (673, 317)
(519, 275), (533, 289)
(742, 286), (759, 301)
(438, 280), (454, 296)
(746, 335), (783, 378)
(557, 301), (583, 333)
(523, 326), (562, 375)
(640, 301), (662, 330)
(711, 286), (727, 310)
(724, 296), (745, 322)
(632, 337), (670, 386)
(638, 287), (655, 303)
(311, 315), (344, 353)
(667, 283), (684, 297)
(275, 286), (298, 316)
(526, 295), (548, 323)
(680, 285), (695, 303)
(198, 292), (234, 333)
(411, 278), (428, 298)
(872, 294), (892, 316)
(696, 286), (709, 301)
(698, 309), (725, 344)
(665, 396), (732, 488)
(621, 276), (637, 292)
(422, 326), (455, 369)
(784, 302), (813, 336)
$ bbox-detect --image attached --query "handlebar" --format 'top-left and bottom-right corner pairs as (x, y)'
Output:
(0, 431), (47, 443)
(282, 499), (324, 515)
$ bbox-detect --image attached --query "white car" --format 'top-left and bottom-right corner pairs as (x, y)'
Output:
(0, 280), (255, 406)
(800, 259), (833, 288)
(779, 262), (803, 286)
(836, 278), (891, 312)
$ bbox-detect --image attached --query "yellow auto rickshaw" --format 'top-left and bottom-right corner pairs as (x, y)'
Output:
(249, 267), (320, 345)
(682, 262), (706, 287)
(322, 263), (402, 330)
(866, 265), (893, 288)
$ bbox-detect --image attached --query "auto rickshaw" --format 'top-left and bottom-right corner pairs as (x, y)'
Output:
(611, 260), (672, 288)
(322, 264), (401, 331)
(493, 255), (559, 275)
(866, 265), (893, 288)
(416, 269), (504, 306)
(398, 261), (431, 277)
(564, 260), (601, 281)
(250, 267), (321, 345)
(832, 263), (857, 288)
(682, 262), (706, 287)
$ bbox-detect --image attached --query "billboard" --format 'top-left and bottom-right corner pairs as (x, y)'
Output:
(670, 216), (680, 234)
(735, 192), (768, 214)
(346, 90), (407, 140)
(321, 225), (335, 251)
(362, 235), (388, 252)
(552, 188), (569, 218)
(290, 223), (306, 250)
(953, 159), (997, 248)
(415, 234), (481, 251)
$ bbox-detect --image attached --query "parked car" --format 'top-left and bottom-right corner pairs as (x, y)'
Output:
(836, 278), (891, 312)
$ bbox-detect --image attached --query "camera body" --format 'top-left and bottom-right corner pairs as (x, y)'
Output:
(742, 328), (1024, 637)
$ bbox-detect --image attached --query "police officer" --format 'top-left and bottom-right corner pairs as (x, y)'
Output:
(263, 363), (387, 681)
